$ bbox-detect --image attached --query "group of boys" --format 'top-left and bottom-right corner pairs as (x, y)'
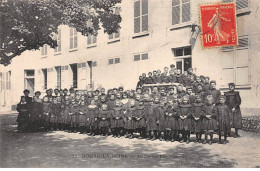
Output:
(16, 66), (242, 145)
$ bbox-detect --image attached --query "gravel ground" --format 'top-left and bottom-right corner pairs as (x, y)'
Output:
(0, 113), (260, 168)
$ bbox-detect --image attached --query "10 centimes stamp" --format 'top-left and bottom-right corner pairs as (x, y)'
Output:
(200, 3), (238, 48)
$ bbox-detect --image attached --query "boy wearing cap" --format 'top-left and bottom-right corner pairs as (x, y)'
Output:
(224, 83), (242, 138)
(215, 95), (231, 144)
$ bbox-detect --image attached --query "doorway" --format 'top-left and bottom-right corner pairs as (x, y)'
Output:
(70, 64), (78, 88)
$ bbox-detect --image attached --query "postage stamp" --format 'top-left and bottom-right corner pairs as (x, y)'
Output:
(200, 3), (238, 48)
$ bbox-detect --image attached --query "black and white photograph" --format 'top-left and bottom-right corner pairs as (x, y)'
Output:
(0, 0), (260, 168)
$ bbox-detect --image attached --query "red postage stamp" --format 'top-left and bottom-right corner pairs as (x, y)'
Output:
(200, 3), (238, 48)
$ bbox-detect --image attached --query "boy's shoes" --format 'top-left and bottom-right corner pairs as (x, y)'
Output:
(186, 140), (190, 144)
(159, 138), (163, 141)
(202, 140), (207, 144)
(117, 135), (121, 138)
(234, 134), (238, 138)
(223, 140), (227, 144)
(180, 140), (184, 143)
(171, 139), (175, 142)
(209, 141), (212, 145)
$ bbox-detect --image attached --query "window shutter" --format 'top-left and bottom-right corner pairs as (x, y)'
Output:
(172, 0), (180, 25)
(236, 0), (249, 10)
(93, 35), (97, 44)
(134, 0), (141, 33)
(87, 35), (92, 45)
(238, 37), (249, 48)
(142, 0), (148, 32)
(74, 34), (78, 48)
(82, 62), (86, 68)
(182, 0), (190, 23)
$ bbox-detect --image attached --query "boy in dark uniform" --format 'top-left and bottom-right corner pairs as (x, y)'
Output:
(125, 100), (136, 139)
(168, 70), (177, 83)
(196, 83), (206, 103)
(135, 100), (146, 139)
(136, 76), (144, 89)
(224, 83), (242, 138)
(191, 95), (204, 143)
(42, 96), (52, 131)
(111, 100), (124, 138)
(60, 100), (70, 131)
(50, 98), (61, 131)
(147, 72), (155, 84)
(175, 69), (183, 84)
(78, 100), (88, 134)
(144, 99), (159, 140)
(215, 95), (231, 144)
(157, 100), (167, 141)
(87, 99), (99, 136)
(177, 84), (186, 99)
(185, 86), (196, 104)
(98, 104), (111, 136)
(201, 95), (218, 145)
(203, 77), (210, 92)
(207, 80), (221, 105)
(179, 97), (193, 144)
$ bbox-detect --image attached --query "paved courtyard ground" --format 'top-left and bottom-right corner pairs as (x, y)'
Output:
(0, 113), (260, 168)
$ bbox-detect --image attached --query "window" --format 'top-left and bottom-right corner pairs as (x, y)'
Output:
(109, 59), (114, 65)
(24, 70), (35, 94)
(6, 71), (11, 90)
(173, 46), (192, 73)
(70, 64), (78, 88)
(92, 61), (97, 67)
(55, 66), (61, 89)
(134, 0), (148, 34)
(172, 0), (190, 25)
(0, 72), (3, 92)
(109, 29), (120, 40)
(70, 28), (78, 49)
(115, 58), (120, 64)
(41, 44), (47, 57)
(223, 0), (249, 10)
(134, 53), (148, 61)
(42, 69), (47, 89)
(221, 36), (250, 87)
(134, 54), (141, 61)
(87, 34), (97, 45)
(54, 29), (61, 53)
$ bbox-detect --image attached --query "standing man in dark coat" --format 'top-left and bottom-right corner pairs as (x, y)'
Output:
(224, 83), (242, 138)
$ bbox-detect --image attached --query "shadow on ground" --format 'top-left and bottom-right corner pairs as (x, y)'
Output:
(0, 114), (240, 168)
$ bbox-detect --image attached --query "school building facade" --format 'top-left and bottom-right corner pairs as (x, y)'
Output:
(0, 0), (259, 115)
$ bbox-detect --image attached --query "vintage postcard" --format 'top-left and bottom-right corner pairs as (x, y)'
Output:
(0, 0), (259, 168)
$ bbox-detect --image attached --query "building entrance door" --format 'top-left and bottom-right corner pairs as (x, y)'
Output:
(70, 64), (78, 88)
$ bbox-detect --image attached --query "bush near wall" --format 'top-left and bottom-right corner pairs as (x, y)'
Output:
(242, 116), (260, 133)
